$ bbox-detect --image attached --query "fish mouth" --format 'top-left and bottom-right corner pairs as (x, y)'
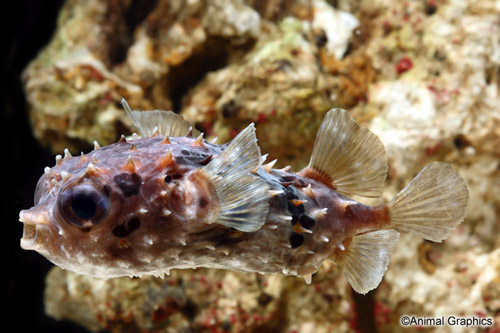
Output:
(19, 209), (48, 250)
(21, 223), (37, 244)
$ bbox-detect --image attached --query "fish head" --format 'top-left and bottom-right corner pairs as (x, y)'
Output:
(19, 136), (221, 278)
(19, 161), (125, 277)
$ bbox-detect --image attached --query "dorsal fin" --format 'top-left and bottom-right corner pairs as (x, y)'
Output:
(121, 98), (200, 137)
(300, 108), (388, 198)
(335, 229), (400, 294)
(202, 124), (270, 232)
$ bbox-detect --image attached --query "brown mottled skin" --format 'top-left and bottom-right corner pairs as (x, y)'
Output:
(20, 134), (390, 279)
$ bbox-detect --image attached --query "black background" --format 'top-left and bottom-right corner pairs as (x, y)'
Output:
(4, 1), (88, 331)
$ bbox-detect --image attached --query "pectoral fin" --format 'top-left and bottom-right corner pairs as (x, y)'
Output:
(202, 124), (270, 232)
(300, 108), (388, 198)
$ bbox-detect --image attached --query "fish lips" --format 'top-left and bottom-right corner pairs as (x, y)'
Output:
(19, 207), (51, 250)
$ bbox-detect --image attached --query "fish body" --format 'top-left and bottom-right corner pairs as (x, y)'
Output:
(19, 100), (469, 293)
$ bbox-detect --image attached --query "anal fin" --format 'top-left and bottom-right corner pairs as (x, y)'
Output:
(203, 123), (270, 232)
(335, 229), (400, 294)
(300, 108), (388, 198)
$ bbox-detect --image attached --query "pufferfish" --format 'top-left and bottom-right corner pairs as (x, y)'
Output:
(19, 99), (469, 294)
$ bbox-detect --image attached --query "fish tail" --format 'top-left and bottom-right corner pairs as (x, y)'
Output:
(387, 162), (469, 242)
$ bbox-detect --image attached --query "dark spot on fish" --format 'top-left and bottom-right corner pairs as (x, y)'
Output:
(289, 233), (304, 248)
(164, 175), (172, 183)
(175, 151), (213, 166)
(287, 201), (305, 215)
(291, 215), (299, 225)
(287, 201), (297, 214)
(199, 197), (208, 208)
(175, 157), (189, 165)
(296, 178), (307, 187)
(281, 175), (296, 182)
(114, 173), (142, 197)
(285, 187), (299, 200)
(300, 215), (315, 229)
(281, 174), (307, 187)
(297, 204), (305, 214)
(112, 218), (141, 237)
(112, 226), (127, 238)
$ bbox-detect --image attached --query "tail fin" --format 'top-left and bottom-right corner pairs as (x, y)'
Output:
(388, 162), (469, 242)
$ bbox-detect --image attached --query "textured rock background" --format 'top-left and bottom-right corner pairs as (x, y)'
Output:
(16, 0), (500, 331)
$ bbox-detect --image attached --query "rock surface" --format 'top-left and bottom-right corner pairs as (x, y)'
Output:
(22, 0), (500, 331)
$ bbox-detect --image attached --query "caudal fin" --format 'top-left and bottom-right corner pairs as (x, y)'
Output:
(388, 162), (469, 242)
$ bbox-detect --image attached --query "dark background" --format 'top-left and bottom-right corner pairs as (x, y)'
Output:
(4, 1), (88, 331)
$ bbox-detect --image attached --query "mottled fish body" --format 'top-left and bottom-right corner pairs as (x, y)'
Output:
(19, 100), (469, 293)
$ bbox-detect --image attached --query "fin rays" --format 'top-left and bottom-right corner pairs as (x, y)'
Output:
(388, 162), (469, 242)
(203, 124), (270, 232)
(304, 108), (388, 198)
(338, 230), (400, 294)
(121, 98), (200, 137)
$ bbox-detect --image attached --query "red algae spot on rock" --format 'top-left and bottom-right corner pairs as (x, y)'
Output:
(396, 57), (413, 74)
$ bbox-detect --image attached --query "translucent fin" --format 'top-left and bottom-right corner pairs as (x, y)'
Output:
(388, 162), (469, 242)
(203, 123), (270, 232)
(338, 230), (400, 294)
(121, 98), (200, 137)
(304, 108), (388, 198)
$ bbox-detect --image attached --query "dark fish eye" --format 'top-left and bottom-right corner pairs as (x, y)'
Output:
(72, 192), (97, 220)
(59, 183), (109, 228)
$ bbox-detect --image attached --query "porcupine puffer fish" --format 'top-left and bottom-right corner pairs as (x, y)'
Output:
(19, 99), (469, 294)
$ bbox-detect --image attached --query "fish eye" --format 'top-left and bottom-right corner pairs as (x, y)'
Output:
(58, 183), (109, 228)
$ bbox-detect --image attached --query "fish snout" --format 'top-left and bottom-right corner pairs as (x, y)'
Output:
(19, 207), (51, 250)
